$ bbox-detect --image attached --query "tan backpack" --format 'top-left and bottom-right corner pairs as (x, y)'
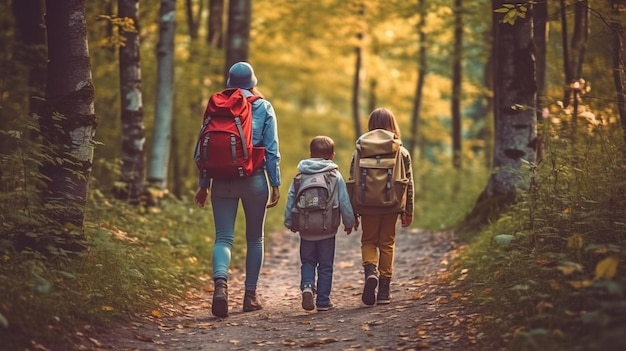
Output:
(347, 129), (409, 215)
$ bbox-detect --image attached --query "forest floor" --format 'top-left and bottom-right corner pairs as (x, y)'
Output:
(91, 228), (488, 351)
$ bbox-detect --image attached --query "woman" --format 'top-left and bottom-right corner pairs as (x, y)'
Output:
(194, 62), (281, 318)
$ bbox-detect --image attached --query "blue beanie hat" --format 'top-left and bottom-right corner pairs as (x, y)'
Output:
(227, 62), (258, 89)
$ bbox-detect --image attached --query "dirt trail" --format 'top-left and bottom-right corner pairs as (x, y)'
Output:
(96, 228), (484, 350)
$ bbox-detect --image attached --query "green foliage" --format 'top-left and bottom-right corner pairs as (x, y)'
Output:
(494, 4), (528, 25)
(0, 119), (244, 349)
(456, 109), (626, 351)
(413, 163), (489, 231)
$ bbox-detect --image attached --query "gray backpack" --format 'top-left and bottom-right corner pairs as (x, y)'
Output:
(290, 170), (340, 235)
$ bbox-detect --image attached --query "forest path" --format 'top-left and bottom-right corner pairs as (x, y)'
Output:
(95, 228), (484, 350)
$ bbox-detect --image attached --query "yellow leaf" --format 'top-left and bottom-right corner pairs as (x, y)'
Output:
(567, 234), (583, 249)
(101, 305), (114, 311)
(151, 309), (162, 318)
(411, 293), (425, 300)
(594, 256), (619, 280)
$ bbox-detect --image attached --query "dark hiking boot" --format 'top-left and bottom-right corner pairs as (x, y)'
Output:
(243, 289), (264, 312)
(377, 278), (391, 305)
(212, 278), (228, 317)
(361, 264), (378, 306)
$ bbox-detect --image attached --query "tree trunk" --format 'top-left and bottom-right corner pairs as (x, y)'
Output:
(117, 0), (146, 203)
(352, 2), (365, 139)
(569, 1), (589, 83)
(560, 0), (571, 102)
(39, 0), (96, 229)
(489, 1), (537, 202)
(224, 0), (251, 84)
(610, 18), (626, 145)
(409, 0), (427, 160)
(533, 0), (548, 162)
(451, 0), (463, 169)
(148, 0), (176, 189)
(207, 0), (224, 48)
(461, 1), (537, 232)
(12, 0), (47, 115)
(185, 0), (202, 40)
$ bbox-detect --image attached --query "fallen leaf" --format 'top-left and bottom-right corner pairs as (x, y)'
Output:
(556, 262), (583, 276)
(567, 234), (583, 249)
(594, 256), (619, 280)
(88, 338), (102, 347)
(151, 310), (162, 318)
(411, 293), (425, 300)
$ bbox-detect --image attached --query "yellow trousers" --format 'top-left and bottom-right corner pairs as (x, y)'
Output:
(360, 213), (399, 279)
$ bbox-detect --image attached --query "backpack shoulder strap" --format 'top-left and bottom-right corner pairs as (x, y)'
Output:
(324, 169), (340, 209)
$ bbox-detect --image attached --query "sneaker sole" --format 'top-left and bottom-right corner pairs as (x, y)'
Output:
(362, 276), (378, 306)
(316, 305), (334, 311)
(302, 291), (315, 311)
(212, 297), (228, 317)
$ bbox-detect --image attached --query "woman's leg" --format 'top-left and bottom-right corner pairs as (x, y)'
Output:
(240, 171), (270, 290)
(210, 195), (240, 281)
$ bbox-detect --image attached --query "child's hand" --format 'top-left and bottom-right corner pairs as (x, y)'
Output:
(344, 226), (353, 235)
(401, 214), (412, 227)
(354, 216), (360, 230)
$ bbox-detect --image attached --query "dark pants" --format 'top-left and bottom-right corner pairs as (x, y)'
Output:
(300, 236), (336, 307)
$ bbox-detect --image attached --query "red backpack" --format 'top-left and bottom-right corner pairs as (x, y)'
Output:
(194, 88), (265, 179)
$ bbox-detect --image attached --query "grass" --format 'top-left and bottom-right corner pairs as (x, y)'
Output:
(454, 118), (626, 351)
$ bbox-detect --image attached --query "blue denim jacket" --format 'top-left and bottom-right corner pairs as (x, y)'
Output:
(198, 89), (281, 188)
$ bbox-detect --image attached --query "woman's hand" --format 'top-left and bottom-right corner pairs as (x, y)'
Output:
(267, 186), (280, 208)
(194, 188), (209, 208)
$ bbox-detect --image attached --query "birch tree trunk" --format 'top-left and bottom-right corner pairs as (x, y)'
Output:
(224, 0), (251, 83)
(117, 0), (146, 202)
(148, 0), (176, 189)
(39, 0), (96, 229)
(462, 1), (537, 231)
(487, 1), (537, 203)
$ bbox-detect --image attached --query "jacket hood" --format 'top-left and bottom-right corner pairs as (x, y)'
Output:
(296, 158), (338, 174)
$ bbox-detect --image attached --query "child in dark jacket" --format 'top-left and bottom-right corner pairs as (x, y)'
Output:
(284, 136), (357, 311)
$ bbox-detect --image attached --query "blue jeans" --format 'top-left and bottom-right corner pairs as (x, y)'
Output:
(300, 236), (336, 307)
(211, 169), (269, 290)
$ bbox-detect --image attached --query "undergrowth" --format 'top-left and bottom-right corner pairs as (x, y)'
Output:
(456, 116), (626, 351)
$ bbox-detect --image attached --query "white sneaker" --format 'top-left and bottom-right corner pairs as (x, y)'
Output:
(301, 287), (315, 311)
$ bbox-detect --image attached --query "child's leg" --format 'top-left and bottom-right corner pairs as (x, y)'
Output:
(377, 213), (399, 279)
(299, 238), (317, 290)
(315, 236), (336, 308)
(360, 215), (382, 267)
